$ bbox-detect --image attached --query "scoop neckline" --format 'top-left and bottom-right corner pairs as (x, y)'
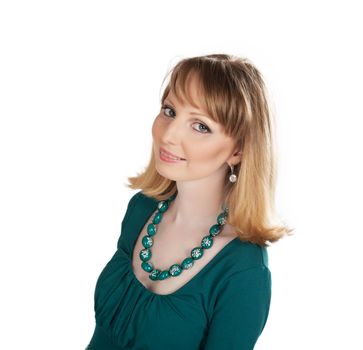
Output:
(127, 196), (240, 297)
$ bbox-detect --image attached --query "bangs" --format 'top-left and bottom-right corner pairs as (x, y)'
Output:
(160, 57), (246, 139)
(170, 68), (206, 112)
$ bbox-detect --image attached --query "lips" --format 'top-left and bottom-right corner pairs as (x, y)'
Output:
(159, 147), (186, 160)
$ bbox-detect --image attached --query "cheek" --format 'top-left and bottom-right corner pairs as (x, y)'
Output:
(186, 141), (227, 162)
(151, 116), (163, 140)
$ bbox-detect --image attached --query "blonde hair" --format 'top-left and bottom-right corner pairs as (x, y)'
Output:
(126, 53), (294, 246)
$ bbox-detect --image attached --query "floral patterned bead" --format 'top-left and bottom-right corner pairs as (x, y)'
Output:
(158, 270), (170, 280)
(152, 212), (162, 224)
(201, 235), (214, 249)
(147, 223), (157, 236)
(191, 247), (204, 260)
(142, 235), (153, 248)
(139, 248), (151, 262)
(209, 224), (221, 237)
(141, 261), (154, 272)
(181, 257), (194, 269)
(217, 212), (228, 225)
(157, 201), (169, 213)
(169, 264), (183, 276)
(149, 269), (161, 280)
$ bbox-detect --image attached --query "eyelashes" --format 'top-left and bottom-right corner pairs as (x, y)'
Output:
(160, 104), (211, 134)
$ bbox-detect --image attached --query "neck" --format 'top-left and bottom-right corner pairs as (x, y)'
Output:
(166, 175), (228, 227)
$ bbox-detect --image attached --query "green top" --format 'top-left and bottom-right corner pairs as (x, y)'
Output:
(86, 191), (271, 350)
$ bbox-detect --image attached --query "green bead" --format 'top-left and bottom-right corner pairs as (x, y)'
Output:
(168, 193), (177, 202)
(169, 264), (182, 276)
(191, 247), (204, 260)
(217, 212), (228, 225)
(152, 212), (162, 224)
(201, 235), (213, 249)
(141, 261), (154, 272)
(139, 248), (151, 262)
(181, 257), (194, 269)
(209, 224), (221, 237)
(142, 235), (153, 248)
(149, 269), (161, 280)
(157, 200), (169, 213)
(158, 270), (170, 280)
(147, 223), (157, 236)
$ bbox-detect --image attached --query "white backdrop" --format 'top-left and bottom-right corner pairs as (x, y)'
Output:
(1, 1), (362, 349)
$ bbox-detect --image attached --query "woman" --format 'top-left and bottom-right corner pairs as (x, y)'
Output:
(86, 53), (292, 349)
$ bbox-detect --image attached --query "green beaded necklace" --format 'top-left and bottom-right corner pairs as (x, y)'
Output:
(138, 192), (229, 281)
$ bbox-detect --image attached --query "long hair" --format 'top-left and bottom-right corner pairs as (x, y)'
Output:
(125, 53), (293, 246)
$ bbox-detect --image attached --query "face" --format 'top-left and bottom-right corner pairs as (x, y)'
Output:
(151, 73), (241, 183)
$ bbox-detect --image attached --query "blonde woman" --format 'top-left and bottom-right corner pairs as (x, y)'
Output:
(86, 54), (292, 350)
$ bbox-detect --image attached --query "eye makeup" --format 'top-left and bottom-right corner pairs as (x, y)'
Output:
(161, 103), (212, 134)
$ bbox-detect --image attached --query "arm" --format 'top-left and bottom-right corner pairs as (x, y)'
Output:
(204, 265), (272, 350)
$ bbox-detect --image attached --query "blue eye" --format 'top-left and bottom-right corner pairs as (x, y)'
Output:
(162, 105), (176, 118)
(161, 104), (211, 134)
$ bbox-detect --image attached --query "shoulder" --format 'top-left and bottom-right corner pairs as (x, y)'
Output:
(124, 190), (155, 213)
(225, 238), (270, 274)
(204, 238), (271, 309)
(212, 243), (271, 313)
(128, 190), (144, 206)
(208, 238), (271, 302)
(117, 191), (156, 249)
(121, 191), (158, 227)
(219, 241), (271, 308)
(120, 191), (143, 229)
(129, 190), (158, 207)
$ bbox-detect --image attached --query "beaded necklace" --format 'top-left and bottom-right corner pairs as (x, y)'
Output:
(138, 192), (229, 281)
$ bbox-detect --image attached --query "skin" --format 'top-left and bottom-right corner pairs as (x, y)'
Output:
(151, 73), (242, 231)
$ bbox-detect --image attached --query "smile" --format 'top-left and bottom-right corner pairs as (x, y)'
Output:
(159, 148), (186, 162)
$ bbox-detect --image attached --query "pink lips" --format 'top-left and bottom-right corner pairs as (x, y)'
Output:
(159, 147), (186, 161)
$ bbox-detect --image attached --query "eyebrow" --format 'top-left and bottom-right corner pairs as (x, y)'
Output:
(164, 97), (213, 121)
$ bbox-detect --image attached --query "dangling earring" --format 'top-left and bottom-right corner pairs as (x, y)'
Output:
(228, 163), (237, 183)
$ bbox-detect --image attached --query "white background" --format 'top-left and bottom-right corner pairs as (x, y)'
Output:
(1, 1), (362, 349)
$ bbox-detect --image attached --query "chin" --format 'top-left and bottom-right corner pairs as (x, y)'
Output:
(154, 165), (179, 181)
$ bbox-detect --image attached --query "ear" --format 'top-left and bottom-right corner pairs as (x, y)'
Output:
(227, 147), (243, 167)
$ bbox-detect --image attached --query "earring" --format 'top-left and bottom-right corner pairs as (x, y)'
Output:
(228, 163), (237, 183)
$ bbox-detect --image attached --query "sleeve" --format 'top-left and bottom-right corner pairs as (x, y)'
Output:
(116, 190), (142, 249)
(203, 265), (272, 350)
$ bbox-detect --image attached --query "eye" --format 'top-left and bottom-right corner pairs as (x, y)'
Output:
(194, 123), (210, 134)
(161, 104), (211, 134)
(161, 104), (176, 118)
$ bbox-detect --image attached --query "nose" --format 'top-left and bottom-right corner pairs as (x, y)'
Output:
(160, 113), (184, 146)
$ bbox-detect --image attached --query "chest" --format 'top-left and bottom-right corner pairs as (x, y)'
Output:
(131, 212), (237, 295)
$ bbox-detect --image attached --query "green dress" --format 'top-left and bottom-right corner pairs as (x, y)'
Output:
(86, 191), (271, 350)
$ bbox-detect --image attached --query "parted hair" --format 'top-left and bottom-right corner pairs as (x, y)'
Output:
(126, 53), (293, 246)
